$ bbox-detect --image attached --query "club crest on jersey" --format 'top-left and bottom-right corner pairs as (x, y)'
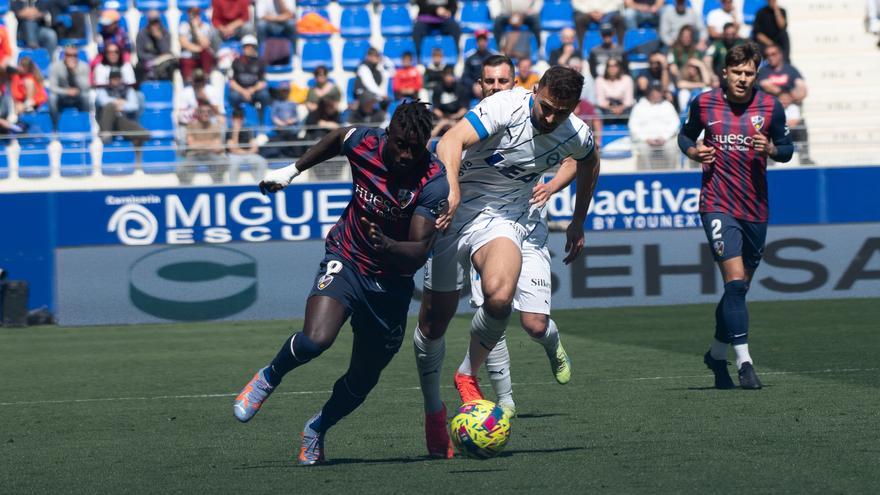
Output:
(750, 115), (765, 132)
(317, 274), (334, 290)
(397, 189), (415, 208)
(546, 152), (561, 167)
(714, 240), (725, 257)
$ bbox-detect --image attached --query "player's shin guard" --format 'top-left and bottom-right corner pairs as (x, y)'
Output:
(714, 299), (729, 344)
(484, 335), (513, 408)
(265, 332), (326, 386)
(413, 326), (445, 414)
(720, 280), (749, 345)
(467, 306), (510, 375)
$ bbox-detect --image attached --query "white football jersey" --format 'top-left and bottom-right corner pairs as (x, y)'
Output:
(454, 86), (595, 233)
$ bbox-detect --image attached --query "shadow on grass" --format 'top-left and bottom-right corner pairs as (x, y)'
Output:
(497, 446), (585, 457)
(515, 413), (566, 419)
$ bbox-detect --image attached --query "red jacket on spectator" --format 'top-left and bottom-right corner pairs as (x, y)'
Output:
(212, 0), (250, 27)
(10, 73), (47, 108)
(392, 66), (423, 96)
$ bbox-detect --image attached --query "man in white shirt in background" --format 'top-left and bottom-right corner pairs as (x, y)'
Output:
(628, 82), (681, 169)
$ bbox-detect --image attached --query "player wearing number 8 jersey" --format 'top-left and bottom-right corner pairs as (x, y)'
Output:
(678, 42), (793, 390)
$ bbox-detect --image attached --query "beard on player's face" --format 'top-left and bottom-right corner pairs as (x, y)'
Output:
(532, 87), (577, 133)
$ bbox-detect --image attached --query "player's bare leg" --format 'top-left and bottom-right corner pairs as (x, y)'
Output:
(455, 238), (521, 403)
(414, 287), (459, 458)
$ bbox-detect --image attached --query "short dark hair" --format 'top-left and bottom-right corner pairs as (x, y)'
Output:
(725, 41), (762, 69)
(402, 51), (413, 59)
(722, 22), (736, 31)
(314, 65), (328, 76)
(482, 55), (514, 76)
(538, 65), (584, 102)
(388, 100), (433, 149)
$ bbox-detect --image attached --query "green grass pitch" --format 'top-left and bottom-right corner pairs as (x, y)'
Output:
(2, 298), (879, 493)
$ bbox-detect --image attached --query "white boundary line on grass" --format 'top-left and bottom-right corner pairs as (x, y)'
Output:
(1, 367), (876, 407)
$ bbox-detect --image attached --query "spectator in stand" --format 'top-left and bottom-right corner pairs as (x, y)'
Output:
(463, 30), (496, 98)
(566, 55), (597, 103)
(179, 69), (225, 128)
(636, 50), (674, 101)
(392, 52), (423, 100)
(229, 35), (272, 116)
(514, 57), (539, 90)
(413, 0), (461, 62)
(179, 6), (218, 84)
(572, 0), (625, 49)
(575, 94), (603, 146)
(595, 57), (634, 125)
(668, 25), (702, 79)
(355, 47), (393, 106)
(588, 22), (628, 78)
(0, 68), (26, 139)
(226, 107), (268, 183)
(706, 0), (740, 41)
(262, 83), (301, 159)
(623, 0), (663, 30)
(0, 24), (13, 67)
(424, 47), (452, 94)
(304, 98), (341, 143)
(306, 66), (341, 114)
(48, 45), (90, 124)
(135, 10), (177, 81)
(13, 0), (58, 55)
(95, 68), (148, 146)
(431, 67), (468, 136)
(628, 82), (681, 169)
(92, 44), (137, 88)
(675, 57), (711, 110)
(549, 27), (579, 67)
(490, 0), (544, 57)
(758, 43), (812, 163)
(181, 99), (227, 184)
(97, 8), (131, 58)
(753, 0), (790, 61)
(212, 0), (256, 42)
(11, 57), (48, 115)
(344, 95), (386, 126)
(255, 0), (296, 42)
(659, 0), (706, 49)
(703, 22), (745, 86)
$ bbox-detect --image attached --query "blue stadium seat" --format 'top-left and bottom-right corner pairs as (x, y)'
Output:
(301, 40), (333, 72)
(337, 0), (369, 5)
(459, 2), (492, 33)
(0, 0), (9, 16)
(298, 9), (332, 39)
(101, 138), (136, 175)
(381, 5), (413, 37)
(664, 0), (691, 5)
(543, 31), (578, 61)
(140, 109), (175, 139)
(0, 144), (8, 179)
(142, 139), (177, 174)
(623, 28), (659, 61)
(18, 111), (53, 146)
(581, 30), (604, 57)
(60, 140), (92, 177)
(462, 37), (499, 57)
(262, 39), (294, 73)
(138, 11), (169, 30)
(177, 0), (211, 9)
(56, 109), (92, 141)
(135, 0), (168, 11)
(600, 124), (633, 159)
(742, 0), (761, 24)
(141, 80), (174, 111)
(17, 143), (51, 178)
(240, 104), (260, 130)
(702, 0), (722, 17)
(298, 0), (330, 6)
(540, 0), (574, 31)
(383, 37), (416, 67)
(340, 7), (371, 38)
(102, 0), (130, 10)
(18, 48), (50, 75)
(261, 105), (275, 137)
(342, 38), (371, 71)
(346, 77), (356, 103)
(420, 35), (458, 67)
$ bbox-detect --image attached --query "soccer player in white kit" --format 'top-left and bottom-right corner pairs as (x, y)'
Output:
(461, 56), (582, 419)
(414, 66), (601, 458)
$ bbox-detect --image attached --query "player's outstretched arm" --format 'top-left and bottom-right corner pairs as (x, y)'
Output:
(259, 126), (355, 194)
(531, 157), (579, 208)
(360, 216), (439, 274)
(434, 118), (481, 231)
(565, 151), (601, 265)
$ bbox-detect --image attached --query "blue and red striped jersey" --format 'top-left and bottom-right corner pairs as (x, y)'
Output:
(325, 127), (449, 278)
(679, 88), (793, 223)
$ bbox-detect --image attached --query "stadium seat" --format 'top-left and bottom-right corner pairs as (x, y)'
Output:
(240, 104), (260, 130)
(420, 35), (458, 67)
(141, 80), (174, 111)
(380, 5), (413, 37)
(340, 7), (371, 38)
(101, 138), (136, 175)
(17, 143), (51, 178)
(298, 0), (330, 7)
(298, 9), (332, 39)
(462, 37), (499, 57)
(18, 111), (53, 146)
(18, 48), (50, 75)
(346, 77), (356, 103)
(543, 32), (578, 61)
(142, 139), (177, 174)
(300, 40), (333, 72)
(0, 145), (8, 179)
(60, 140), (93, 177)
(56, 109), (92, 141)
(338, 0), (369, 5)
(742, 0), (761, 24)
(138, 11), (169, 30)
(177, 0), (210, 9)
(262, 39), (294, 74)
(624, 28), (659, 62)
(702, 0), (722, 18)
(139, 109), (175, 139)
(383, 37), (416, 67)
(600, 124), (633, 159)
(581, 30), (604, 57)
(261, 105), (275, 137)
(135, 0), (168, 11)
(0, 0), (9, 16)
(540, 0), (575, 31)
(102, 0), (129, 10)
(459, 2), (492, 33)
(342, 38), (371, 71)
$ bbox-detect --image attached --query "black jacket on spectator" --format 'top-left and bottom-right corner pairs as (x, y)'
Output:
(753, 6), (790, 60)
(462, 49), (493, 88)
(232, 56), (266, 89)
(432, 81), (468, 116)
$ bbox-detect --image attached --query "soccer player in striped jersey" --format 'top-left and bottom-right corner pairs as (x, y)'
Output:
(414, 66), (601, 458)
(678, 42), (793, 390)
(232, 102), (449, 465)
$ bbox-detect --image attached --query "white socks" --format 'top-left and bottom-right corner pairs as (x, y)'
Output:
(710, 339), (728, 361)
(465, 306), (510, 375)
(734, 343), (752, 370)
(485, 336), (513, 407)
(531, 318), (561, 355)
(413, 326), (445, 414)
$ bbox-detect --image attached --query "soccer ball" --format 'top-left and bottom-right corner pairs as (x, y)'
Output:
(449, 399), (511, 459)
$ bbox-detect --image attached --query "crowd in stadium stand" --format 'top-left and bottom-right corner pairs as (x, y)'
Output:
(0, 0), (812, 182)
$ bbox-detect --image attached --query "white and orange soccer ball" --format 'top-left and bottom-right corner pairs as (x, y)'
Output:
(449, 399), (511, 459)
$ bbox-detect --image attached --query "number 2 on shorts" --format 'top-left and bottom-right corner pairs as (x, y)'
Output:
(711, 219), (722, 240)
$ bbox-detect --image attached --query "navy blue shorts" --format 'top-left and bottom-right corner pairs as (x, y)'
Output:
(701, 212), (768, 270)
(308, 254), (414, 354)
